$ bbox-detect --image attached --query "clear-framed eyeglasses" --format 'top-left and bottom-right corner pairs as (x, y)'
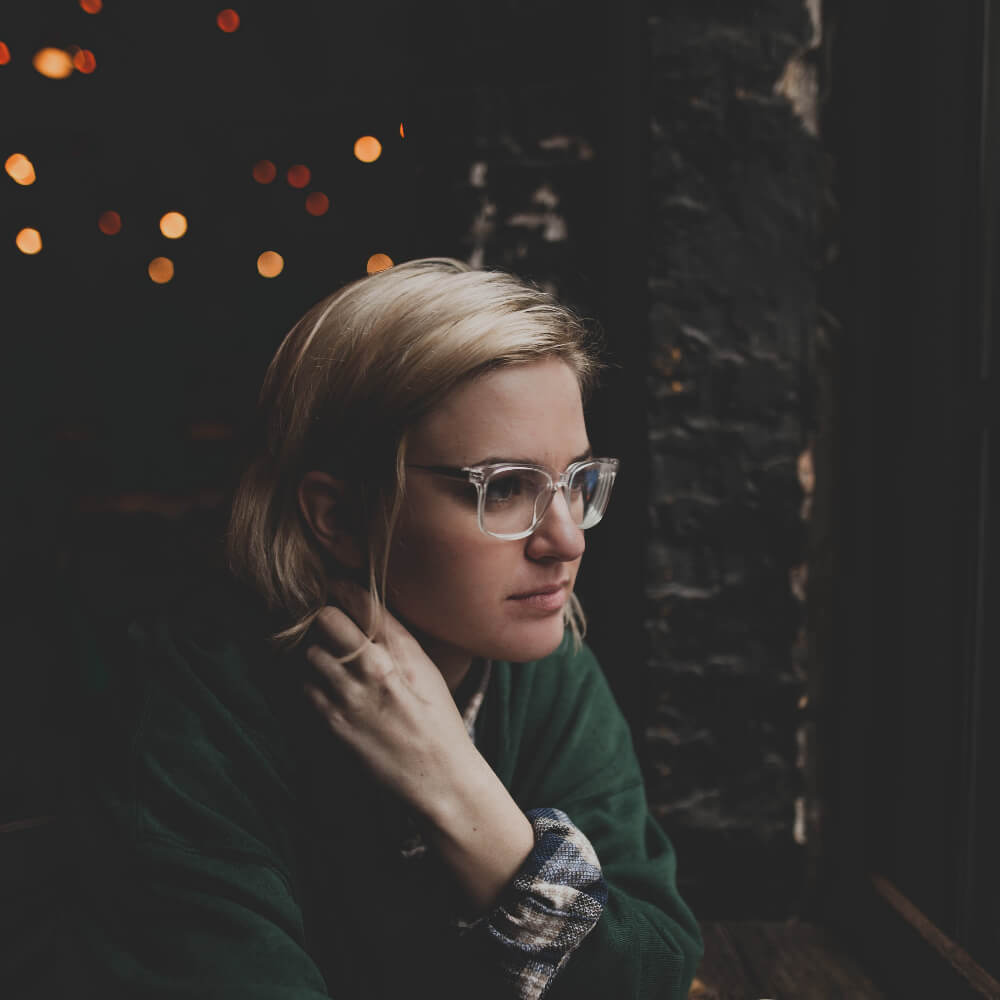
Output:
(407, 457), (620, 540)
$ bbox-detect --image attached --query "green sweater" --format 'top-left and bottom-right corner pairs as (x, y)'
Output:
(70, 577), (702, 999)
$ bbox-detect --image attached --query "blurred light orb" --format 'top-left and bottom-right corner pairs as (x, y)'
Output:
(217, 9), (240, 32)
(399, 122), (404, 138)
(305, 192), (329, 216)
(354, 136), (382, 163)
(257, 251), (284, 278)
(73, 49), (97, 73)
(79, 0), (103, 12)
(16, 228), (42, 255)
(366, 253), (393, 274)
(0, 43), (11, 66)
(286, 164), (310, 189)
(252, 159), (276, 183)
(148, 257), (174, 284)
(5, 154), (36, 186)
(33, 48), (74, 79)
(159, 212), (188, 239)
(98, 210), (122, 235)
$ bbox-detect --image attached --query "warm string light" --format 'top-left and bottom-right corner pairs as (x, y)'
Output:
(159, 212), (188, 239)
(399, 123), (405, 139)
(305, 192), (329, 216)
(366, 253), (393, 274)
(217, 9), (240, 33)
(16, 228), (43, 255)
(79, 0), (103, 13)
(257, 251), (283, 277)
(72, 49), (97, 74)
(252, 160), (276, 183)
(33, 48), (74, 79)
(354, 136), (382, 163)
(5, 154), (36, 186)
(0, 43), (11, 66)
(98, 211), (122, 235)
(148, 257), (174, 283)
(286, 164), (310, 188)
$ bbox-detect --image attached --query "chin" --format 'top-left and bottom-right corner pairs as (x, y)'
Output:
(486, 617), (569, 664)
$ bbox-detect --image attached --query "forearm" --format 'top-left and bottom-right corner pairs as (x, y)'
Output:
(417, 749), (535, 914)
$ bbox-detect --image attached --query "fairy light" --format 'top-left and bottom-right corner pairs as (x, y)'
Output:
(159, 212), (188, 239)
(148, 257), (174, 284)
(354, 136), (382, 163)
(366, 253), (393, 274)
(252, 160), (276, 183)
(217, 9), (240, 32)
(399, 123), (405, 138)
(16, 228), (42, 255)
(33, 48), (74, 79)
(79, 0), (103, 12)
(5, 154), (36, 186)
(286, 164), (310, 189)
(305, 192), (329, 216)
(0, 43), (11, 66)
(73, 49), (97, 73)
(257, 251), (283, 277)
(98, 211), (121, 235)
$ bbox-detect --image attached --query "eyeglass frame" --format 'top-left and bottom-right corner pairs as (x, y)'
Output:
(405, 457), (620, 540)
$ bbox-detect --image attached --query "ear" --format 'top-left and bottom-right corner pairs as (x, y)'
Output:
(298, 471), (364, 571)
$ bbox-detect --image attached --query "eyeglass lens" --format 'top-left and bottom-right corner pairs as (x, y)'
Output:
(482, 462), (610, 535)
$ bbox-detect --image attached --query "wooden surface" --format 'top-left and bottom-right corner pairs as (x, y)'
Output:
(690, 921), (885, 1000)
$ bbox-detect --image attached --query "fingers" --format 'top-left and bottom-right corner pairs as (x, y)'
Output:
(324, 578), (385, 642)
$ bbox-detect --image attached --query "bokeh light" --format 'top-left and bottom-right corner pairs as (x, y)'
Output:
(366, 253), (393, 274)
(98, 210), (121, 235)
(399, 122), (405, 138)
(5, 154), (36, 186)
(217, 9), (240, 32)
(79, 0), (103, 12)
(0, 43), (11, 66)
(148, 257), (174, 284)
(286, 164), (310, 188)
(354, 136), (382, 163)
(33, 48), (74, 79)
(159, 212), (188, 239)
(257, 251), (284, 278)
(72, 49), (97, 74)
(252, 159), (276, 183)
(305, 192), (329, 216)
(16, 228), (42, 255)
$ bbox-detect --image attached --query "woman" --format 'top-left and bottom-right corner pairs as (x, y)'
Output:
(73, 258), (701, 998)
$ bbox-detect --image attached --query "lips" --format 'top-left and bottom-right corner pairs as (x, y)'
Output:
(509, 581), (568, 599)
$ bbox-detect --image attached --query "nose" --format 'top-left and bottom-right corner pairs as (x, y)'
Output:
(525, 488), (585, 562)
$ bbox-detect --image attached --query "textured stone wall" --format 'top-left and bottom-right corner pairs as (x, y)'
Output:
(644, 0), (823, 916)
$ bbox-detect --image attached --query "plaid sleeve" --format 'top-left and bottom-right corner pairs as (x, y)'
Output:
(462, 806), (608, 1000)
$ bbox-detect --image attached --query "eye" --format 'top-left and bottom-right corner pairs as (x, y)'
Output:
(484, 471), (527, 504)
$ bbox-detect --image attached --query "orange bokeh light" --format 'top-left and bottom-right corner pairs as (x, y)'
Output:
(159, 212), (188, 239)
(98, 211), (121, 235)
(257, 251), (284, 278)
(0, 43), (10, 66)
(399, 122), (405, 138)
(354, 136), (382, 163)
(305, 192), (329, 216)
(148, 257), (174, 284)
(217, 9), (240, 32)
(5, 153), (36, 186)
(286, 164), (310, 189)
(16, 228), (42, 255)
(33, 48), (74, 79)
(73, 49), (97, 73)
(252, 159), (276, 183)
(79, 0), (103, 12)
(366, 253), (393, 275)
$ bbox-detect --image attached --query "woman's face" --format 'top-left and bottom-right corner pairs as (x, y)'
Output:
(386, 357), (590, 679)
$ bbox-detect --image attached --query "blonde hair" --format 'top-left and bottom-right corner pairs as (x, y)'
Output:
(225, 257), (603, 655)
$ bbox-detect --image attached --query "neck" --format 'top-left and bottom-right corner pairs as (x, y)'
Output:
(406, 627), (474, 695)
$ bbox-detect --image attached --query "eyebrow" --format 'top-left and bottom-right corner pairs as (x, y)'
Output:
(468, 447), (593, 467)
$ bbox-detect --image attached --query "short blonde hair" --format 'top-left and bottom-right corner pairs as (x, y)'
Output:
(226, 257), (603, 653)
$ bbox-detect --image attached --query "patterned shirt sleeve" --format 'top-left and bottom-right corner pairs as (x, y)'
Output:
(458, 806), (608, 1000)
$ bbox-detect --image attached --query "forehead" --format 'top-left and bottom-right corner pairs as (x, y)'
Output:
(409, 357), (589, 465)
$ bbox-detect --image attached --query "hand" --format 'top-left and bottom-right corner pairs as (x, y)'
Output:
(301, 580), (477, 818)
